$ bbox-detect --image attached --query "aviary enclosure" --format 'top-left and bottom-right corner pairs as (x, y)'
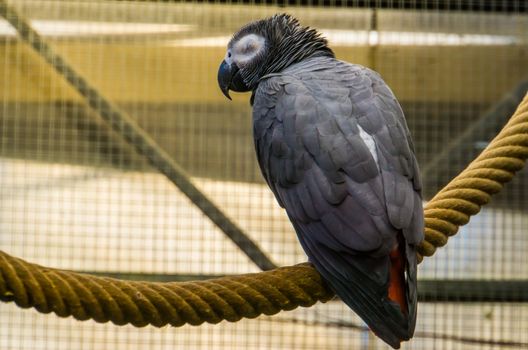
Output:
(1, 1), (527, 349)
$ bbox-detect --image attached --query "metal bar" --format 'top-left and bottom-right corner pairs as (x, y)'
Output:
(267, 318), (528, 348)
(119, 0), (528, 13)
(421, 80), (528, 181)
(0, 1), (276, 271)
(418, 279), (528, 303)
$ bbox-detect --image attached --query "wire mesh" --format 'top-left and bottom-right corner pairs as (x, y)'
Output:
(1, 0), (527, 349)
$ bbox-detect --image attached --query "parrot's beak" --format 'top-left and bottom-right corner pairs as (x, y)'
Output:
(218, 60), (233, 100)
(217, 60), (249, 100)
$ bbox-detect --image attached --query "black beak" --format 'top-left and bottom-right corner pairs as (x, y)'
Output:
(217, 60), (250, 100)
(218, 60), (233, 100)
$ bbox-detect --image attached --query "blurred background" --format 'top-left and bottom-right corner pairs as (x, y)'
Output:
(0, 0), (527, 349)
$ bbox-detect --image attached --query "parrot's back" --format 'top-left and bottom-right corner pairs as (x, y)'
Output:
(252, 56), (424, 349)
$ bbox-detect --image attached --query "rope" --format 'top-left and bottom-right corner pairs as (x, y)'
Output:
(1, 92), (527, 327)
(0, 0), (277, 272)
(0, 254), (332, 327)
(417, 92), (528, 261)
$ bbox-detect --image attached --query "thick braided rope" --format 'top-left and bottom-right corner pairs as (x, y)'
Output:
(1, 93), (527, 326)
(417, 92), (528, 261)
(0, 254), (333, 326)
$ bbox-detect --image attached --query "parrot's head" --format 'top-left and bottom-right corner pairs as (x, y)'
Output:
(218, 13), (334, 100)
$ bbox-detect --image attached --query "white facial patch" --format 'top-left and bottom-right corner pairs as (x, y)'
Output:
(229, 33), (265, 67)
(357, 125), (380, 169)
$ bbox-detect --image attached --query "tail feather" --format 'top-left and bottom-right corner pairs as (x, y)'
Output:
(297, 228), (417, 349)
(388, 235), (408, 314)
(316, 256), (410, 349)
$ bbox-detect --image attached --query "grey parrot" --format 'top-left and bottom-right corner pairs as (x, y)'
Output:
(217, 14), (423, 348)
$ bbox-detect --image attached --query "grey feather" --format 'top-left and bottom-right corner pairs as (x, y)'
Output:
(252, 54), (423, 348)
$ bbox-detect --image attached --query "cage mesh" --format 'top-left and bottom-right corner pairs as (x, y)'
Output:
(1, 0), (527, 349)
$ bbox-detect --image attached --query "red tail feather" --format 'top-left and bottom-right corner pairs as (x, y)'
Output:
(388, 235), (407, 314)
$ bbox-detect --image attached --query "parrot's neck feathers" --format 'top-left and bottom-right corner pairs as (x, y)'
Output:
(265, 27), (334, 74)
(239, 14), (335, 89)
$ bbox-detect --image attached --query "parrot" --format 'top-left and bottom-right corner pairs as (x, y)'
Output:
(217, 14), (424, 349)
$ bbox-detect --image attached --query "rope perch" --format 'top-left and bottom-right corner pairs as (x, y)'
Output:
(418, 92), (528, 260)
(1, 96), (527, 327)
(0, 255), (331, 327)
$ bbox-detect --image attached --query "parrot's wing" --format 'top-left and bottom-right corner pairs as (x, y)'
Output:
(252, 58), (423, 348)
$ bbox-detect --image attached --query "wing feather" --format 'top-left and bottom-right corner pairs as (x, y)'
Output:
(252, 57), (423, 348)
